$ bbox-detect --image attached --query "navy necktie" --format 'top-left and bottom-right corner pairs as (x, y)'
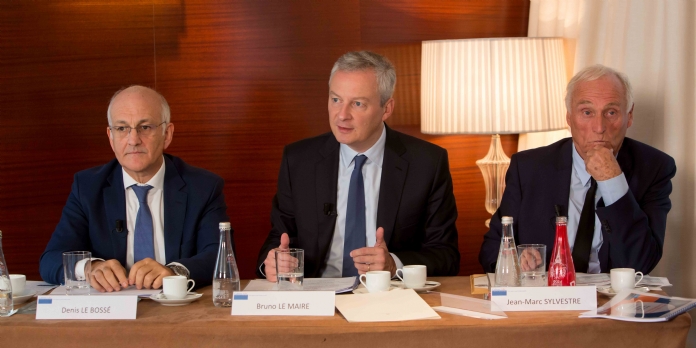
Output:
(343, 155), (368, 277)
(131, 185), (155, 263)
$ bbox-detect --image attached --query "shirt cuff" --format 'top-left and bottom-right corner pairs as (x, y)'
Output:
(165, 262), (190, 277)
(597, 172), (629, 206)
(75, 257), (105, 280)
(390, 253), (404, 275)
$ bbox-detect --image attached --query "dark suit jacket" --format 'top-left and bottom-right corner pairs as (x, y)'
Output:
(479, 137), (676, 274)
(40, 154), (230, 287)
(257, 125), (460, 277)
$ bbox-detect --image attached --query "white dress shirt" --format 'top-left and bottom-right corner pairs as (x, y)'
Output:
(567, 145), (629, 273)
(321, 126), (404, 277)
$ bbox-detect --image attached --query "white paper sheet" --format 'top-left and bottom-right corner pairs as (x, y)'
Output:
(49, 285), (161, 297)
(335, 288), (440, 322)
(243, 277), (357, 293)
(432, 306), (506, 319)
(25, 281), (58, 296)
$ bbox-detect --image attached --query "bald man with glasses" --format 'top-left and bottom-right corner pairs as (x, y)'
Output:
(40, 86), (231, 291)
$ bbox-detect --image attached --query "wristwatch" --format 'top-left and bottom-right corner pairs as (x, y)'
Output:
(167, 264), (190, 278)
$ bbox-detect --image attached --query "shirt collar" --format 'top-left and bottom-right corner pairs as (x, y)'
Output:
(571, 144), (592, 186)
(122, 156), (166, 190)
(340, 124), (387, 169)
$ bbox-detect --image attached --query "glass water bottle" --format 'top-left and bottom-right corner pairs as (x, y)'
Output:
(212, 222), (240, 307)
(494, 216), (521, 286)
(0, 230), (13, 316)
(548, 216), (576, 286)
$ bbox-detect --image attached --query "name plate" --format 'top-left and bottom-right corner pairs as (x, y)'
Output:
(490, 286), (597, 311)
(231, 291), (335, 316)
(36, 295), (137, 320)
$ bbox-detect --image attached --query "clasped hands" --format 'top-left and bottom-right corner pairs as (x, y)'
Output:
(264, 227), (396, 282)
(89, 258), (174, 292)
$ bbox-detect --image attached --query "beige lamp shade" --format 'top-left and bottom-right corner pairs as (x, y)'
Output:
(421, 37), (567, 134)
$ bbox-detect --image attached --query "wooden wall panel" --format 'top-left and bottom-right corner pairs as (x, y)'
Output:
(0, 0), (529, 280)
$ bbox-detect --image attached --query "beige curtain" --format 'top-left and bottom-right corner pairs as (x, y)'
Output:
(525, 0), (696, 338)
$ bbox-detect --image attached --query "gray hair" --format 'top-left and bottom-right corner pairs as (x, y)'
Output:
(329, 51), (396, 107)
(107, 85), (171, 130)
(565, 64), (634, 112)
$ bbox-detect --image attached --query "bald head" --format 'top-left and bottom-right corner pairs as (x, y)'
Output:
(107, 85), (171, 126)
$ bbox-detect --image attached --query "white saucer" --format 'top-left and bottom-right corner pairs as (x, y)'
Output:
(597, 286), (650, 298)
(392, 280), (441, 293)
(148, 292), (202, 306)
(352, 283), (402, 294)
(13, 291), (37, 304)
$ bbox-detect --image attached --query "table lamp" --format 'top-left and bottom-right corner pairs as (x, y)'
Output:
(421, 37), (567, 226)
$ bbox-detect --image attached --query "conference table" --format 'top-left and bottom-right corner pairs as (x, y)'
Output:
(2, 277), (690, 347)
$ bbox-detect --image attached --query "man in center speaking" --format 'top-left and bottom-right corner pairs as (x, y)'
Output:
(257, 51), (460, 281)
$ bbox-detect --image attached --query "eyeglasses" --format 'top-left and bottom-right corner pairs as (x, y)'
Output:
(109, 122), (166, 138)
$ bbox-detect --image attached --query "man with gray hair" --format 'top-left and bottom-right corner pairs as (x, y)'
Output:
(258, 51), (460, 280)
(40, 85), (230, 291)
(479, 64), (676, 275)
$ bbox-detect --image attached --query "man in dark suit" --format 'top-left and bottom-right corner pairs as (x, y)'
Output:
(257, 51), (460, 281)
(479, 65), (676, 275)
(40, 86), (229, 291)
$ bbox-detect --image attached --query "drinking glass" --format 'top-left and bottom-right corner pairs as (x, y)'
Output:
(517, 244), (547, 287)
(275, 249), (304, 290)
(63, 251), (91, 295)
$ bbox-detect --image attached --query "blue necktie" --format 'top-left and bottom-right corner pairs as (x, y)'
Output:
(343, 155), (368, 277)
(131, 185), (155, 263)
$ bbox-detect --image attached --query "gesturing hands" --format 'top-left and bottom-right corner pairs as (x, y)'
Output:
(350, 227), (397, 276)
(263, 233), (290, 282)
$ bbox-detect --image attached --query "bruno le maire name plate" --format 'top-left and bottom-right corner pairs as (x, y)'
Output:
(36, 295), (138, 319)
(491, 286), (597, 311)
(231, 291), (335, 316)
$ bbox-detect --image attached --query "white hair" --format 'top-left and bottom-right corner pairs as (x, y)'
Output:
(565, 64), (634, 112)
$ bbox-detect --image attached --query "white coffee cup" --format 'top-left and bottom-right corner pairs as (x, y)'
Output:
(395, 265), (427, 289)
(610, 268), (644, 292)
(359, 271), (391, 293)
(162, 276), (195, 299)
(10, 274), (26, 295)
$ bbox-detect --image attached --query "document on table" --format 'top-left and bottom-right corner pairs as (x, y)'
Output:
(26, 281), (58, 295)
(335, 288), (440, 322)
(243, 277), (358, 293)
(49, 285), (161, 297)
(576, 273), (671, 289)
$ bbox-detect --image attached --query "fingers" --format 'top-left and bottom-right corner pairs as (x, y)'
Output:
(280, 233), (290, 250)
(519, 249), (543, 271)
(89, 259), (128, 292)
(129, 258), (172, 289)
(374, 227), (385, 247)
(264, 249), (278, 282)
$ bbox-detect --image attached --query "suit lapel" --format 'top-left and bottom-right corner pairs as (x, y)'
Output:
(377, 126), (408, 245)
(545, 140), (574, 251)
(315, 136), (340, 270)
(104, 166), (127, 266)
(163, 155), (187, 264)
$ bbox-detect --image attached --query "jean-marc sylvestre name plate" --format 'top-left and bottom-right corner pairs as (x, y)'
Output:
(231, 291), (335, 316)
(491, 286), (597, 311)
(36, 295), (138, 319)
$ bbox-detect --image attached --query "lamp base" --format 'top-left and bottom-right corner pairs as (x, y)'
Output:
(476, 134), (511, 227)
